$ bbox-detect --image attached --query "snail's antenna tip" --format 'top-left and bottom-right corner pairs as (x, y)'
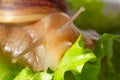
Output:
(80, 6), (85, 12)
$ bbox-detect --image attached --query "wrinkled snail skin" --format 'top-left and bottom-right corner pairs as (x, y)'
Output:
(0, 12), (80, 71)
(0, 0), (99, 71)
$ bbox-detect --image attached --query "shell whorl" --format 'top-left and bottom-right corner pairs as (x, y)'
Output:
(0, 0), (68, 23)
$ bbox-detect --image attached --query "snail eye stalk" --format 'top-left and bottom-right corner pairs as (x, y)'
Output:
(57, 7), (85, 33)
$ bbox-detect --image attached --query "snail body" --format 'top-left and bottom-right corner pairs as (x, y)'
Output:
(0, 0), (98, 71)
(0, 12), (80, 71)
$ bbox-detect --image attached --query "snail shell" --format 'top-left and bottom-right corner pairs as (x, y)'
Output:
(0, 0), (68, 23)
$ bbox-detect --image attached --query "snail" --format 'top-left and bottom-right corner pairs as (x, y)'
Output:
(0, 0), (99, 71)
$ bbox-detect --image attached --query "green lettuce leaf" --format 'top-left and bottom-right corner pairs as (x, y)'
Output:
(13, 68), (52, 80)
(78, 33), (120, 80)
(95, 34), (120, 80)
(54, 35), (96, 80)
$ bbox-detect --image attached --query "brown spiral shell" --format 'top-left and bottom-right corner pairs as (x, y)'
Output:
(0, 0), (68, 23)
